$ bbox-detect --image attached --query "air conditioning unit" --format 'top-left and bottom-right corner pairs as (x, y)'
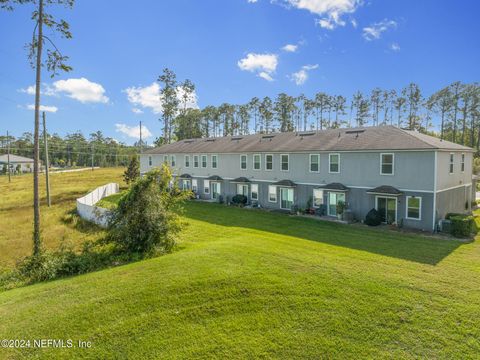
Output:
(438, 219), (451, 233)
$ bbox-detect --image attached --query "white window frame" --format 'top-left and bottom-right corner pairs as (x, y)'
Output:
(280, 188), (294, 210)
(405, 196), (422, 221)
(329, 153), (340, 174)
(237, 184), (248, 196)
(461, 153), (465, 172)
(148, 156), (152, 167)
(184, 155), (190, 168)
(171, 155), (176, 167)
(192, 179), (198, 192)
(380, 153), (394, 176)
(211, 154), (218, 169)
(449, 153), (454, 174)
(240, 154), (247, 170)
(374, 195), (398, 224)
(312, 188), (323, 208)
(253, 154), (261, 171)
(193, 155), (199, 168)
(265, 154), (273, 171)
(201, 155), (207, 168)
(309, 154), (320, 173)
(268, 185), (277, 203)
(182, 179), (191, 190)
(280, 154), (289, 172)
(251, 184), (259, 201)
(204, 179), (210, 194)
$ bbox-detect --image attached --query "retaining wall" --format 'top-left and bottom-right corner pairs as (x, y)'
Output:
(76, 183), (119, 227)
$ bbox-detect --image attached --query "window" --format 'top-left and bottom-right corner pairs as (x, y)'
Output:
(211, 155), (218, 169)
(309, 154), (320, 172)
(406, 196), (422, 220)
(461, 153), (465, 172)
(148, 156), (152, 166)
(281, 154), (289, 171)
(163, 155), (168, 163)
(185, 155), (190, 168)
(280, 188), (294, 210)
(182, 179), (191, 190)
(253, 154), (261, 170)
(171, 155), (176, 167)
(193, 155), (199, 168)
(449, 153), (454, 174)
(201, 155), (207, 168)
(204, 180), (210, 194)
(192, 179), (198, 192)
(251, 184), (259, 201)
(240, 154), (247, 170)
(380, 153), (394, 175)
(211, 182), (221, 199)
(265, 154), (273, 171)
(329, 153), (340, 173)
(237, 184), (248, 196)
(268, 185), (277, 202)
(313, 189), (323, 208)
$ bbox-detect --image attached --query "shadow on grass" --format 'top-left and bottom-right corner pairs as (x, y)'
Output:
(184, 202), (465, 266)
(61, 208), (105, 234)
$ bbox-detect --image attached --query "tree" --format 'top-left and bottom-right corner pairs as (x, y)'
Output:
(158, 68), (179, 144)
(370, 88), (382, 126)
(394, 95), (407, 128)
(249, 97), (260, 133)
(123, 156), (139, 185)
(174, 109), (203, 140)
(274, 93), (296, 132)
(352, 91), (370, 127)
(259, 97), (274, 133)
(427, 86), (452, 140)
(314, 92), (329, 130)
(2, 0), (74, 257)
(236, 104), (250, 135)
(403, 83), (422, 130)
(108, 165), (190, 254)
(332, 95), (346, 128)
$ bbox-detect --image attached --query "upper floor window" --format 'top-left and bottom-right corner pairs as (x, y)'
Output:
(461, 153), (465, 172)
(265, 154), (273, 171)
(281, 154), (289, 171)
(148, 156), (152, 166)
(185, 155), (190, 168)
(171, 155), (176, 167)
(406, 196), (422, 220)
(329, 153), (340, 173)
(253, 154), (261, 170)
(201, 155), (207, 168)
(212, 155), (218, 169)
(240, 154), (247, 170)
(309, 154), (320, 172)
(380, 153), (394, 175)
(193, 155), (199, 168)
(449, 153), (454, 174)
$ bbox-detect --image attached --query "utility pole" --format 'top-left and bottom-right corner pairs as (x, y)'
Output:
(139, 120), (143, 154)
(6, 130), (11, 183)
(91, 142), (94, 171)
(42, 112), (51, 207)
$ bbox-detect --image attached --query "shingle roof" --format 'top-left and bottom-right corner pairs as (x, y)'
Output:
(0, 154), (34, 163)
(207, 175), (223, 181)
(273, 179), (296, 187)
(179, 173), (192, 179)
(143, 126), (472, 155)
(366, 185), (403, 195)
(321, 183), (349, 191)
(231, 177), (250, 183)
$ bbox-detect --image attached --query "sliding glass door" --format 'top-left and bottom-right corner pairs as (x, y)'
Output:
(280, 188), (294, 210)
(328, 192), (345, 216)
(376, 197), (397, 224)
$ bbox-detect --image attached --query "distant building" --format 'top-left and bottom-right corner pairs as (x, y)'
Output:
(0, 154), (36, 173)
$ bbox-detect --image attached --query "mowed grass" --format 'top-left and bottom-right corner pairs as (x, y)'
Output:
(0, 168), (126, 268)
(0, 191), (479, 358)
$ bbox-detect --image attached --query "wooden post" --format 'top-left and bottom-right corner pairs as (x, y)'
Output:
(6, 130), (11, 183)
(42, 112), (51, 207)
(91, 142), (94, 171)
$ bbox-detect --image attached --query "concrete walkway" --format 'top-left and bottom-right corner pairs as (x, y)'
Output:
(50, 167), (100, 174)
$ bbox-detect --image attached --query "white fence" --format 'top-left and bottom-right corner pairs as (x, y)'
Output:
(76, 183), (119, 227)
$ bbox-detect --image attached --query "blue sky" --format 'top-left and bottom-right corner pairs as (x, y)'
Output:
(1, 0), (479, 144)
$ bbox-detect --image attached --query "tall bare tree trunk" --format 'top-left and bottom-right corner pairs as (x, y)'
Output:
(33, 0), (44, 256)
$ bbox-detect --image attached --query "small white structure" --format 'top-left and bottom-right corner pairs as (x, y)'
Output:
(76, 183), (119, 227)
(0, 154), (36, 173)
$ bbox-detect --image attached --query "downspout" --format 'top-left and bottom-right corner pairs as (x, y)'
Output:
(432, 151), (437, 232)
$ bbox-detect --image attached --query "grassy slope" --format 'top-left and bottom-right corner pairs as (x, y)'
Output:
(0, 168), (125, 268)
(0, 200), (479, 359)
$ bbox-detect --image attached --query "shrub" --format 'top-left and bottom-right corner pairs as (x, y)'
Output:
(108, 165), (190, 254)
(445, 213), (464, 220)
(450, 215), (475, 238)
(124, 155), (140, 185)
(365, 208), (382, 226)
(231, 194), (247, 206)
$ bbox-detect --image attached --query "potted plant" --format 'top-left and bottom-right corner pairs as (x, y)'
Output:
(336, 200), (346, 220)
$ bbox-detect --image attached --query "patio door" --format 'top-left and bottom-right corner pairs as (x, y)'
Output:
(211, 182), (221, 200)
(376, 197), (397, 224)
(280, 188), (294, 210)
(328, 192), (345, 216)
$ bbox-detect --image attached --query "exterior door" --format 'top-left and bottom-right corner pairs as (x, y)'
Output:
(376, 197), (396, 224)
(328, 192), (345, 216)
(280, 188), (294, 210)
(211, 182), (221, 200)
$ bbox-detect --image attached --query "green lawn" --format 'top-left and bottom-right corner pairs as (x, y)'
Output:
(0, 197), (479, 358)
(95, 191), (126, 209)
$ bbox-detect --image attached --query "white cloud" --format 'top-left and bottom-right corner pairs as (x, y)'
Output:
(132, 108), (144, 114)
(52, 78), (109, 103)
(19, 83), (57, 96)
(124, 83), (198, 114)
(247, 0), (258, 2)
(278, 0), (362, 30)
(27, 104), (58, 113)
(362, 19), (397, 41)
(351, 18), (357, 28)
(282, 44), (298, 52)
(289, 64), (319, 85)
(237, 53), (278, 81)
(390, 42), (401, 52)
(115, 123), (152, 139)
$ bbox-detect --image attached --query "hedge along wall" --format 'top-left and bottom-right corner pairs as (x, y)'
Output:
(76, 183), (119, 227)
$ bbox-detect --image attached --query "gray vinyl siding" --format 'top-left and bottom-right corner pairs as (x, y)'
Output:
(435, 186), (472, 221)
(436, 151), (473, 191)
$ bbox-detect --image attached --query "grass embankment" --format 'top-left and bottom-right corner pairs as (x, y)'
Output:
(0, 168), (125, 269)
(0, 194), (479, 358)
(95, 191), (126, 210)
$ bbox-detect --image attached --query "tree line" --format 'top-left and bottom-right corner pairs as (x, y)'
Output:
(0, 130), (138, 169)
(157, 69), (479, 150)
